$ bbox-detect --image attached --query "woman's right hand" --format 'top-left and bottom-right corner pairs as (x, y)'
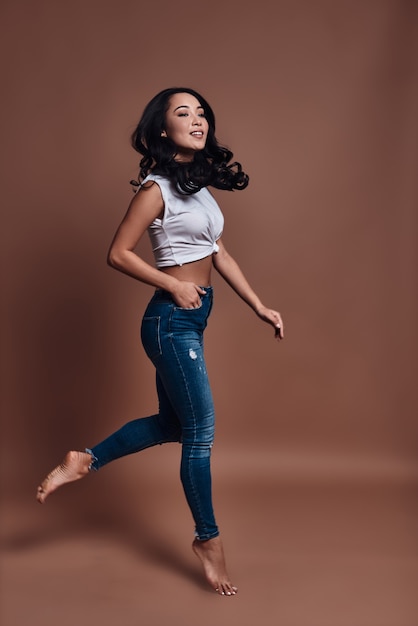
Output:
(171, 281), (207, 309)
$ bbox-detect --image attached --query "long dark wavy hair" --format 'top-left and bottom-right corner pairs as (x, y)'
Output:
(130, 87), (249, 195)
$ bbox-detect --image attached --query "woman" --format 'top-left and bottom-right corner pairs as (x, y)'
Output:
(36, 87), (284, 596)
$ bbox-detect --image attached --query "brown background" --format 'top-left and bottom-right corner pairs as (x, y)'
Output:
(1, 1), (417, 625)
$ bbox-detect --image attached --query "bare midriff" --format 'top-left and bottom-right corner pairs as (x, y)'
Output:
(160, 254), (213, 288)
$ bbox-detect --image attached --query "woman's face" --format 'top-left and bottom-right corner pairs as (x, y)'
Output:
(163, 92), (209, 161)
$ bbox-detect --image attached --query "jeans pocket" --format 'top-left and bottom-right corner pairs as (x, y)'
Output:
(141, 316), (162, 360)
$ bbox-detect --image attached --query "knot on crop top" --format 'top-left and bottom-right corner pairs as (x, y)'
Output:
(140, 174), (224, 268)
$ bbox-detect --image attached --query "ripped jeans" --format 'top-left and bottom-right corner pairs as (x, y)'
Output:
(87, 287), (218, 541)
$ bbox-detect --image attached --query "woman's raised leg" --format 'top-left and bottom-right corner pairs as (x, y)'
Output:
(36, 374), (181, 503)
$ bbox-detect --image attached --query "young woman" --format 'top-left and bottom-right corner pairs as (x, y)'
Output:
(36, 87), (284, 596)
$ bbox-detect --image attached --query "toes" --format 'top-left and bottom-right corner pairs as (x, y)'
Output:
(215, 584), (237, 596)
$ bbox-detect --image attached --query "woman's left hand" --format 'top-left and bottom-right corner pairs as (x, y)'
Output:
(256, 306), (284, 341)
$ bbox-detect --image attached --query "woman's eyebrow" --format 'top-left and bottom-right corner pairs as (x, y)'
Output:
(173, 104), (204, 112)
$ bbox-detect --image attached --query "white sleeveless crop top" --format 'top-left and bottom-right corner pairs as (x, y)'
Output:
(140, 173), (224, 268)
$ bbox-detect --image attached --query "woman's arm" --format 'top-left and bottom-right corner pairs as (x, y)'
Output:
(107, 183), (205, 308)
(212, 238), (284, 340)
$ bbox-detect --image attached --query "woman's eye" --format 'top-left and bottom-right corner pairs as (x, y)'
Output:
(178, 113), (188, 117)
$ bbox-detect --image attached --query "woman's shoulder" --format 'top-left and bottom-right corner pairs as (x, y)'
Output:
(138, 172), (171, 195)
(141, 172), (167, 185)
(140, 171), (211, 200)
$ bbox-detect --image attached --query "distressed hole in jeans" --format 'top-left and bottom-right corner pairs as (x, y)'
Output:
(189, 348), (197, 360)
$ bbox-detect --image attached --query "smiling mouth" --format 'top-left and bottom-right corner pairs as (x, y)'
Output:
(190, 131), (204, 137)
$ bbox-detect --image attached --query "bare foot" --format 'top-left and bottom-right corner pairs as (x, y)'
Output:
(36, 451), (92, 504)
(192, 536), (237, 596)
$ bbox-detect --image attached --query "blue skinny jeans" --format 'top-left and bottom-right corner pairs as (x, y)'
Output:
(87, 287), (218, 541)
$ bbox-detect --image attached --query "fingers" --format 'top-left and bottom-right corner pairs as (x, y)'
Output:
(176, 297), (202, 308)
(275, 324), (283, 340)
(261, 307), (284, 340)
(185, 284), (205, 307)
(274, 312), (284, 340)
(172, 282), (206, 308)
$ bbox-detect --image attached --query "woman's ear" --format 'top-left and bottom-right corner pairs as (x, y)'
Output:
(161, 130), (167, 137)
